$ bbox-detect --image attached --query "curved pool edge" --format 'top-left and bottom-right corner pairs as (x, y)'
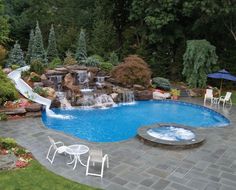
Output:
(153, 100), (231, 128)
(41, 100), (231, 143)
(138, 123), (206, 149)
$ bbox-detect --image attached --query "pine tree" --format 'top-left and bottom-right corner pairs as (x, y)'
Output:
(109, 51), (119, 65)
(7, 41), (26, 67)
(47, 24), (58, 62)
(31, 21), (47, 64)
(25, 29), (34, 64)
(75, 29), (87, 63)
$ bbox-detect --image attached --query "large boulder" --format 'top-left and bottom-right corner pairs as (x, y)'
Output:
(152, 77), (171, 90)
(63, 73), (81, 94)
(0, 108), (26, 115)
(25, 103), (42, 112)
(42, 87), (56, 100)
(134, 90), (153, 100)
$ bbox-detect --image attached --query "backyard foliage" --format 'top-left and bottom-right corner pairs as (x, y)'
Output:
(182, 40), (218, 88)
(0, 0), (236, 86)
(25, 29), (35, 64)
(111, 55), (151, 87)
(75, 29), (87, 63)
(31, 22), (47, 64)
(0, 0), (9, 44)
(7, 41), (26, 67)
(0, 159), (99, 190)
(47, 24), (58, 62)
(0, 44), (7, 66)
(63, 51), (77, 65)
(0, 67), (18, 105)
(30, 59), (45, 75)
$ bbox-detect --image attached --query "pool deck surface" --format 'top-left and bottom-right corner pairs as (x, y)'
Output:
(1, 98), (236, 190)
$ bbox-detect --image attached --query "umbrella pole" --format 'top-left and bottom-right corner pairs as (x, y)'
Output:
(220, 79), (223, 96)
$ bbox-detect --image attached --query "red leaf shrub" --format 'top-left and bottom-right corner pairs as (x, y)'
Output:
(16, 160), (28, 168)
(111, 55), (151, 87)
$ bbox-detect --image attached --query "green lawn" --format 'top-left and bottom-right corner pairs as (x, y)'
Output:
(0, 160), (99, 190)
(232, 90), (236, 105)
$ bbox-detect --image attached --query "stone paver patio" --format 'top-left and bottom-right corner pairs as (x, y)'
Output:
(0, 98), (236, 190)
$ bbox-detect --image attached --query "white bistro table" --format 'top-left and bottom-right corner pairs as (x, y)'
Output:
(212, 97), (219, 104)
(65, 145), (89, 170)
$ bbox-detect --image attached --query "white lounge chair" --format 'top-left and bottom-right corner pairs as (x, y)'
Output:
(46, 136), (68, 164)
(86, 149), (109, 178)
(153, 91), (171, 100)
(204, 89), (213, 104)
(218, 92), (232, 107)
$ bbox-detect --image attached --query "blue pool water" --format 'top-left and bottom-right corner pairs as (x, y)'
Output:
(42, 101), (230, 142)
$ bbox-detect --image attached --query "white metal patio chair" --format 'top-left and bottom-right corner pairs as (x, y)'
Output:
(204, 89), (213, 105)
(218, 92), (232, 107)
(46, 136), (68, 164)
(86, 149), (109, 178)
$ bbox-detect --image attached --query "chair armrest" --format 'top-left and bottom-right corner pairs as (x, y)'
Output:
(102, 154), (108, 162)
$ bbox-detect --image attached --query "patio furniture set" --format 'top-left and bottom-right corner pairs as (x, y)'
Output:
(46, 136), (109, 178)
(204, 89), (232, 106)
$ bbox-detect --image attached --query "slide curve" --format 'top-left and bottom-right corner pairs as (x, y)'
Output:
(8, 66), (52, 108)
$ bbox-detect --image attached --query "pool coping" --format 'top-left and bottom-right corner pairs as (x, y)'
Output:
(137, 123), (206, 149)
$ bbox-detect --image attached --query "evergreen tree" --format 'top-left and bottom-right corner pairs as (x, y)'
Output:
(182, 40), (218, 88)
(75, 29), (87, 63)
(7, 41), (26, 67)
(47, 24), (58, 62)
(25, 29), (34, 64)
(31, 21), (47, 64)
(109, 51), (119, 65)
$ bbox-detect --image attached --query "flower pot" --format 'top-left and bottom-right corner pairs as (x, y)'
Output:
(171, 95), (179, 100)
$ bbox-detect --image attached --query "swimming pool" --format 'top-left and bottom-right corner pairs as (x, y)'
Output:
(42, 101), (230, 142)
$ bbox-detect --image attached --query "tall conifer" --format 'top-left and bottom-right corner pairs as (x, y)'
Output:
(47, 24), (58, 62)
(75, 29), (87, 63)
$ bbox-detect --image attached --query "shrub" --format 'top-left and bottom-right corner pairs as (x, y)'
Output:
(0, 45), (7, 67)
(100, 62), (113, 73)
(0, 137), (17, 149)
(30, 75), (41, 82)
(33, 86), (48, 97)
(63, 51), (77, 65)
(83, 56), (101, 67)
(30, 59), (45, 75)
(0, 68), (19, 105)
(152, 77), (171, 90)
(171, 89), (180, 96)
(111, 55), (151, 87)
(21, 70), (30, 78)
(48, 57), (62, 69)
(109, 52), (119, 65)
(0, 113), (7, 121)
(10, 64), (20, 70)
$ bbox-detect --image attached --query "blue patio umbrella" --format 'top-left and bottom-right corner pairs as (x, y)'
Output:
(207, 69), (236, 94)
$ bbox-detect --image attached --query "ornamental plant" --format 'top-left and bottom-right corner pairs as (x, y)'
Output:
(182, 40), (218, 88)
(7, 41), (26, 67)
(75, 29), (87, 63)
(31, 22), (47, 64)
(111, 55), (151, 87)
(47, 24), (58, 62)
(26, 29), (34, 64)
(0, 67), (18, 105)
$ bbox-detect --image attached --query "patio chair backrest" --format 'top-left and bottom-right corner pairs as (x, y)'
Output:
(89, 149), (103, 163)
(205, 89), (213, 98)
(206, 89), (213, 97)
(225, 92), (232, 101)
(48, 136), (57, 150)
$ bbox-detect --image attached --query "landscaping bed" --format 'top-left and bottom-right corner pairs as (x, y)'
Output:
(0, 137), (99, 190)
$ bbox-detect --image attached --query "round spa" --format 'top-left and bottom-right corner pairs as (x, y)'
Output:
(138, 124), (205, 149)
